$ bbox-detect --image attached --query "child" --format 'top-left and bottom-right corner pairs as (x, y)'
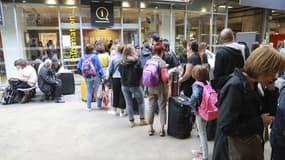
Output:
(188, 64), (209, 160)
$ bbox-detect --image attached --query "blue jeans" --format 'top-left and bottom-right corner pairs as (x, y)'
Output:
(121, 86), (145, 121)
(196, 115), (208, 160)
(85, 76), (102, 109)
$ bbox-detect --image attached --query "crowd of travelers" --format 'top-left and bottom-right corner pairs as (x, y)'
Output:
(4, 28), (285, 160)
(76, 28), (285, 160)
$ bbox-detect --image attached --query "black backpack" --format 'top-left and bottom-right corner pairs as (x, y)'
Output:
(1, 78), (21, 105)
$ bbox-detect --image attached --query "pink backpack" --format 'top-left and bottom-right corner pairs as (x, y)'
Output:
(194, 81), (218, 121)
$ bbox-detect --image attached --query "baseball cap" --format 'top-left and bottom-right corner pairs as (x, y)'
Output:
(151, 33), (160, 42)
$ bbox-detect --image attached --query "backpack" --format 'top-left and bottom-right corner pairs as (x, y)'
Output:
(81, 55), (96, 78)
(1, 86), (16, 105)
(194, 81), (218, 121)
(142, 60), (160, 87)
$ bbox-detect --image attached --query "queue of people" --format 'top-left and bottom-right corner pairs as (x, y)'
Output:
(76, 30), (285, 160)
(5, 28), (285, 160)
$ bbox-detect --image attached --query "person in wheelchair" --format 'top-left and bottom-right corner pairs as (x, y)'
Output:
(38, 59), (65, 103)
(13, 58), (37, 103)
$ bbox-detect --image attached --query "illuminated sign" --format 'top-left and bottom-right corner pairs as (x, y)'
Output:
(69, 16), (77, 61)
(91, 2), (114, 27)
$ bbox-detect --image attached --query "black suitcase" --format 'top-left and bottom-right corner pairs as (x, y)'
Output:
(57, 72), (75, 95)
(167, 95), (193, 139)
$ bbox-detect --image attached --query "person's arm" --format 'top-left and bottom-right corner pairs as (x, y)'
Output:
(93, 55), (103, 78)
(76, 58), (83, 75)
(188, 84), (202, 113)
(179, 63), (194, 82)
(39, 68), (57, 85)
(213, 51), (224, 79)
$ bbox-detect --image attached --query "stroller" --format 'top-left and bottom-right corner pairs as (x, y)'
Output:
(1, 78), (21, 105)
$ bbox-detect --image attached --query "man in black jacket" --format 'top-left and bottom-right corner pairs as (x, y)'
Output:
(213, 28), (245, 91)
(38, 59), (65, 103)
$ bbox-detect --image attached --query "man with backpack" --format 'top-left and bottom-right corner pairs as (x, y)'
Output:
(77, 44), (103, 111)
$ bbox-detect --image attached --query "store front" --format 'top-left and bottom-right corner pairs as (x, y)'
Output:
(0, 0), (228, 84)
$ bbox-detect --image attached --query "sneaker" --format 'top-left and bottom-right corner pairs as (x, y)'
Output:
(107, 110), (119, 116)
(120, 112), (127, 117)
(86, 108), (92, 112)
(192, 157), (202, 160)
(139, 119), (148, 126)
(129, 121), (135, 128)
(54, 99), (65, 103)
(191, 150), (202, 157)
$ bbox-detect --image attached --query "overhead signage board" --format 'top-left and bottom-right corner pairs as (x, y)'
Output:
(240, 0), (285, 11)
(91, 2), (114, 28)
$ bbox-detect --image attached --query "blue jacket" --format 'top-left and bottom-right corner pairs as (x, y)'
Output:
(108, 54), (122, 78)
(271, 76), (285, 147)
(188, 81), (203, 113)
(77, 54), (103, 78)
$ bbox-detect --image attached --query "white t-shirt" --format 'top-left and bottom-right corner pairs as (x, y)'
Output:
(19, 65), (37, 87)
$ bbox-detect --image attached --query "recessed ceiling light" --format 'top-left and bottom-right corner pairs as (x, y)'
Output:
(46, 0), (56, 5)
(140, 2), (146, 8)
(66, 0), (75, 5)
(122, 1), (130, 8)
(201, 8), (207, 12)
(22, 0), (27, 3)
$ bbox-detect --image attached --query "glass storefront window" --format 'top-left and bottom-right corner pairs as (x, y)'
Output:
(187, 12), (211, 43)
(140, 5), (171, 43)
(60, 6), (81, 72)
(188, 0), (212, 13)
(174, 10), (185, 55)
(123, 8), (138, 24)
(18, 5), (59, 60)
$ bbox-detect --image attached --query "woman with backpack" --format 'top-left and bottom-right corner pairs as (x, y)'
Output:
(145, 42), (169, 137)
(77, 44), (103, 111)
(118, 45), (147, 128)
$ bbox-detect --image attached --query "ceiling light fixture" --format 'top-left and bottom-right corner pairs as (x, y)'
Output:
(66, 0), (75, 5)
(140, 2), (146, 9)
(22, 0), (27, 3)
(219, 5), (233, 8)
(122, 1), (130, 8)
(46, 0), (56, 5)
(201, 8), (207, 12)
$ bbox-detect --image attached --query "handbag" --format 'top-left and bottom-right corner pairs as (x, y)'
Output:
(228, 135), (264, 160)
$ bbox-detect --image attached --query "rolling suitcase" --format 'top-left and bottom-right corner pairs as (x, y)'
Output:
(167, 95), (193, 139)
(170, 71), (179, 96)
(80, 78), (96, 102)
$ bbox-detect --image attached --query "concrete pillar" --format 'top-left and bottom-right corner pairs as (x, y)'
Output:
(0, 3), (24, 78)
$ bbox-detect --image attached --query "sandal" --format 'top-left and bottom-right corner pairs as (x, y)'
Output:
(160, 129), (165, 137)
(148, 129), (155, 136)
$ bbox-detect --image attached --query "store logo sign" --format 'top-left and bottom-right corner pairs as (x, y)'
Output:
(91, 2), (113, 28)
